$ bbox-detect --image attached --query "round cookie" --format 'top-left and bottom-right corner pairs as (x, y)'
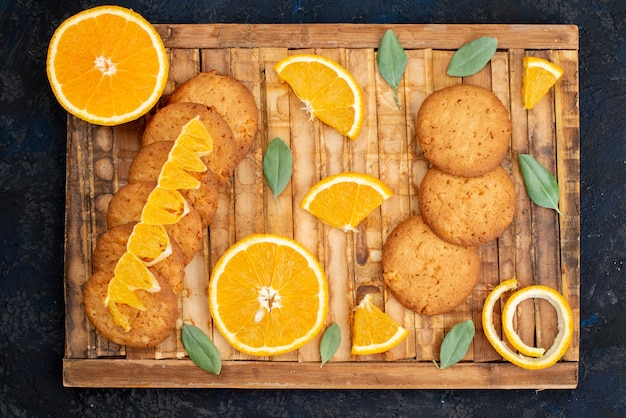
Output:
(142, 102), (239, 181)
(168, 71), (258, 162)
(418, 165), (516, 247)
(382, 215), (481, 316)
(93, 222), (186, 295)
(416, 84), (511, 177)
(83, 270), (178, 348)
(106, 182), (204, 265)
(127, 141), (220, 228)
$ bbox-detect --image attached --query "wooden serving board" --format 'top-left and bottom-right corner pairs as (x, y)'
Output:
(63, 24), (580, 389)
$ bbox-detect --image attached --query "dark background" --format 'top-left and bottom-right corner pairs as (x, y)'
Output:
(1, 0), (624, 416)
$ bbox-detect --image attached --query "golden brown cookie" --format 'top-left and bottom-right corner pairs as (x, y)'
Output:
(83, 270), (178, 348)
(142, 102), (239, 181)
(92, 222), (186, 295)
(106, 182), (204, 264)
(382, 215), (481, 316)
(418, 165), (516, 247)
(416, 84), (511, 177)
(127, 141), (220, 228)
(168, 71), (258, 162)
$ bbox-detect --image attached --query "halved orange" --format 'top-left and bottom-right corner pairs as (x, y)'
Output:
(208, 234), (328, 356)
(351, 294), (408, 355)
(522, 56), (564, 110)
(300, 172), (393, 232)
(141, 186), (190, 225)
(126, 222), (172, 267)
(46, 5), (169, 125)
(274, 54), (364, 140)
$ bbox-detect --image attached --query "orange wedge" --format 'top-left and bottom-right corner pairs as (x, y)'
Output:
(522, 56), (564, 110)
(300, 172), (392, 232)
(482, 278), (574, 370)
(104, 276), (147, 331)
(141, 186), (190, 225)
(126, 223), (172, 267)
(46, 5), (168, 125)
(274, 54), (364, 140)
(351, 294), (408, 355)
(209, 234), (328, 356)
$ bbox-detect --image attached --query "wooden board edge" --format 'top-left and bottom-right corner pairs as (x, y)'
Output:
(154, 24), (579, 50)
(63, 358), (578, 389)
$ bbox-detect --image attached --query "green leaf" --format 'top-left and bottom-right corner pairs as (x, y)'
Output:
(181, 324), (222, 375)
(447, 36), (498, 77)
(376, 29), (408, 109)
(435, 319), (475, 369)
(518, 154), (562, 215)
(319, 323), (341, 367)
(263, 137), (293, 204)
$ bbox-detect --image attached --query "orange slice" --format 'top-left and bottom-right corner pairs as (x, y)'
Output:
(351, 294), (408, 355)
(158, 160), (202, 190)
(173, 116), (214, 157)
(126, 223), (172, 267)
(274, 54), (364, 140)
(482, 278), (574, 370)
(522, 56), (564, 110)
(140, 186), (190, 225)
(300, 172), (393, 232)
(113, 252), (161, 293)
(46, 5), (168, 125)
(104, 276), (147, 331)
(208, 234), (328, 356)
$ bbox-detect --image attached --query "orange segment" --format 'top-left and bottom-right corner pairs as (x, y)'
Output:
(208, 234), (328, 356)
(126, 223), (172, 267)
(104, 276), (147, 331)
(113, 252), (161, 293)
(351, 294), (408, 355)
(522, 56), (564, 110)
(173, 116), (214, 157)
(46, 5), (168, 125)
(274, 54), (364, 140)
(141, 186), (190, 225)
(300, 172), (393, 232)
(482, 278), (574, 370)
(158, 160), (202, 190)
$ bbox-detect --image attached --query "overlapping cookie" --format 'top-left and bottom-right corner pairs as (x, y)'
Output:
(84, 71), (259, 348)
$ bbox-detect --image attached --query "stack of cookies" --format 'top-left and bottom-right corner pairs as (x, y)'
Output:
(83, 71), (258, 347)
(383, 84), (515, 316)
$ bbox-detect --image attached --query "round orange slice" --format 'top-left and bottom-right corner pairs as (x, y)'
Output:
(274, 54), (364, 140)
(46, 5), (169, 125)
(300, 172), (393, 232)
(208, 234), (328, 356)
(351, 294), (408, 355)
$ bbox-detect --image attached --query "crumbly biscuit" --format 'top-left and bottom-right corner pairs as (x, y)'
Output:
(416, 84), (511, 177)
(418, 165), (516, 247)
(142, 102), (239, 181)
(106, 182), (204, 264)
(168, 71), (258, 162)
(127, 141), (220, 228)
(382, 215), (481, 316)
(83, 270), (178, 348)
(93, 222), (186, 295)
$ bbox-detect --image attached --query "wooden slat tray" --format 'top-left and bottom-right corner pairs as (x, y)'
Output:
(63, 24), (580, 389)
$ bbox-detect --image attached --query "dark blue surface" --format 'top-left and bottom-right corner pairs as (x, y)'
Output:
(1, 0), (625, 416)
